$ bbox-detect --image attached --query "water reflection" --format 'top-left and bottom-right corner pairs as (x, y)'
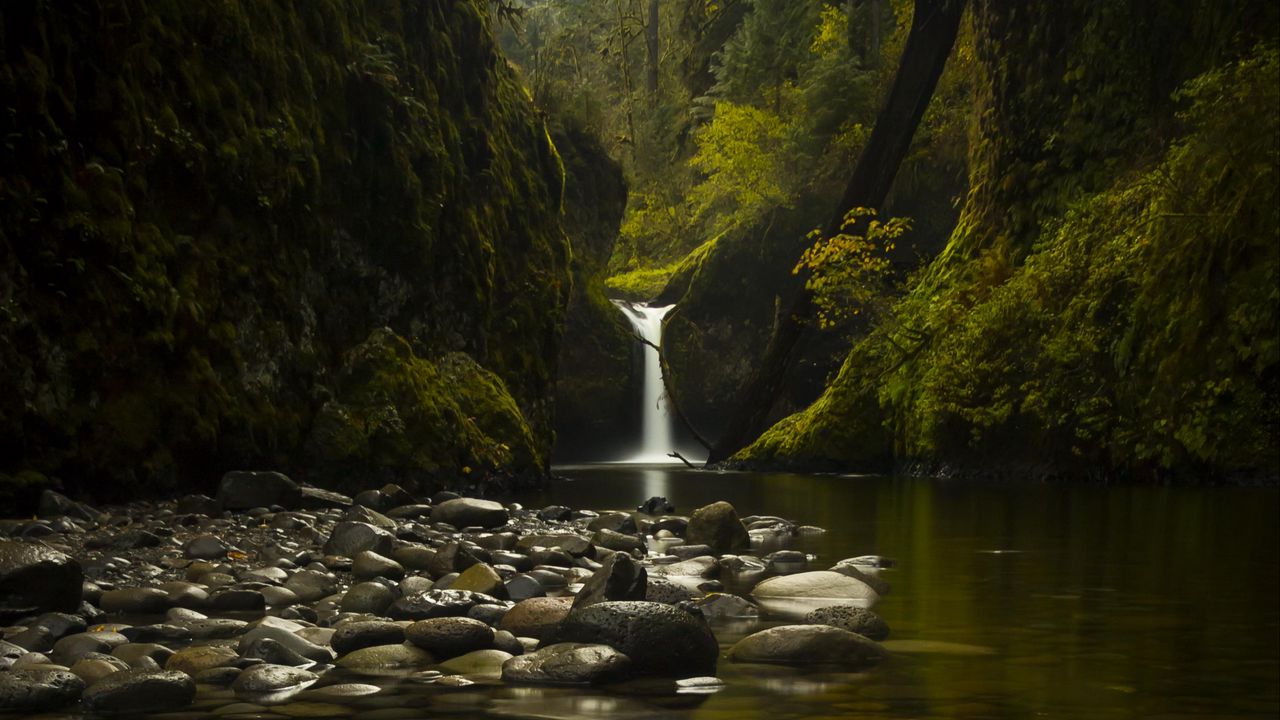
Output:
(513, 467), (1280, 719)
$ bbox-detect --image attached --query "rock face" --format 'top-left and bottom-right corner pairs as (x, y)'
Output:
(751, 571), (881, 617)
(685, 502), (750, 553)
(729, 625), (889, 668)
(502, 643), (631, 685)
(0, 0), (568, 501)
(550, 601), (718, 677)
(549, 124), (638, 462)
(82, 669), (197, 714)
(0, 541), (83, 622)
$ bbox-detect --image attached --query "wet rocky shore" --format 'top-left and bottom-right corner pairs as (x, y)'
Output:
(1, 471), (893, 718)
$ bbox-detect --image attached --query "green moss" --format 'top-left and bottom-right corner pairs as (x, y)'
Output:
(605, 263), (684, 302)
(0, 1), (569, 499)
(304, 329), (541, 493)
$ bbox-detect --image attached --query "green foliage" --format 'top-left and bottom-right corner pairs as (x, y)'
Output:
(712, 0), (821, 110)
(795, 207), (910, 329)
(748, 40), (1280, 481)
(605, 261), (685, 301)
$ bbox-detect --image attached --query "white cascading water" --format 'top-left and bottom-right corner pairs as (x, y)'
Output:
(613, 301), (680, 464)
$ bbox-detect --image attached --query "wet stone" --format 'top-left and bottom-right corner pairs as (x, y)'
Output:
(166, 644), (240, 675)
(406, 617), (495, 659)
(232, 664), (318, 696)
(502, 642), (632, 685)
(330, 621), (405, 655)
(100, 587), (170, 614)
(184, 534), (232, 559)
(352, 551), (405, 581)
(388, 589), (500, 621)
(499, 597), (573, 641)
(340, 581), (396, 615)
(0, 668), (86, 712)
(323, 522), (394, 558)
(449, 562), (507, 599)
(505, 574), (546, 601)
(729, 624), (889, 668)
(0, 541), (83, 622)
(573, 553), (647, 609)
(430, 498), (509, 530)
(83, 668), (196, 713)
(549, 601), (719, 678)
(805, 605), (890, 641)
(335, 643), (434, 671)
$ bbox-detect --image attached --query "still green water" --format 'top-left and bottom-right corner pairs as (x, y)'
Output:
(503, 465), (1280, 720)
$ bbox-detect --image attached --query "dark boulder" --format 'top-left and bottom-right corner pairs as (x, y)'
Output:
(0, 541), (83, 622)
(549, 601), (717, 677)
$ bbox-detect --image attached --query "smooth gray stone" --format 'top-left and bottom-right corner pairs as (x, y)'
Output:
(729, 624), (889, 668)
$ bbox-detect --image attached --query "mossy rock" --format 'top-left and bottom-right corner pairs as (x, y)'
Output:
(304, 329), (541, 494)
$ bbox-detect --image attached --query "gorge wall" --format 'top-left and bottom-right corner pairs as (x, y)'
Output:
(0, 1), (571, 504)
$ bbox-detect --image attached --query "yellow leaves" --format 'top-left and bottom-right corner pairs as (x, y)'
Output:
(795, 208), (913, 329)
(226, 550), (248, 561)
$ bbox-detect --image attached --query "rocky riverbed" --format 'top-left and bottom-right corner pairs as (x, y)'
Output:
(0, 471), (893, 718)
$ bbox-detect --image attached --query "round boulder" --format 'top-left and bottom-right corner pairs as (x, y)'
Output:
(750, 570), (880, 618)
(406, 617), (494, 659)
(684, 501), (750, 553)
(499, 597), (573, 641)
(549, 601), (717, 677)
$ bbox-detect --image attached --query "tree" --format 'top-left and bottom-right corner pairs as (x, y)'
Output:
(706, 0), (967, 464)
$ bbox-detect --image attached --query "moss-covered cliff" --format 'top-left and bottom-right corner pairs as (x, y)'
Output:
(738, 1), (1279, 482)
(0, 1), (570, 502)
(548, 122), (638, 460)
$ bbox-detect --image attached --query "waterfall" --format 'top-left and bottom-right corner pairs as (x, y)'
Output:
(613, 301), (681, 464)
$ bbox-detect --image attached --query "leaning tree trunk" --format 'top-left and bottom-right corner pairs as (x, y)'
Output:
(646, 0), (660, 95)
(706, 0), (967, 464)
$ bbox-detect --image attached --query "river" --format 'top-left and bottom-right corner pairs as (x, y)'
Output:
(500, 464), (1280, 720)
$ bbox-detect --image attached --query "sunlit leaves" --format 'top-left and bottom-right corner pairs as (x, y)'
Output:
(794, 207), (910, 329)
